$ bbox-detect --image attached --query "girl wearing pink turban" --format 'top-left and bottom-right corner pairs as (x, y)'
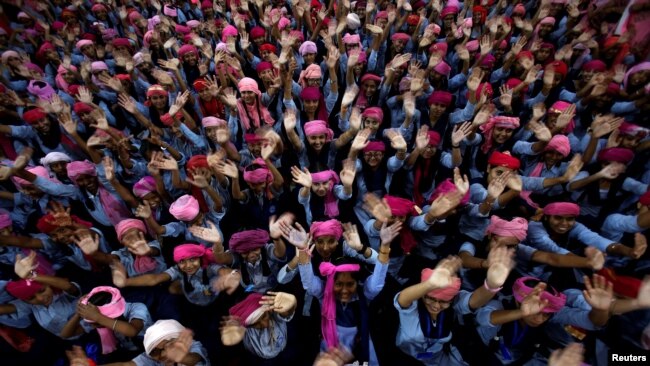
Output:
(291, 166), (353, 225)
(396, 251), (514, 366)
(404, 129), (452, 206)
(236, 77), (275, 132)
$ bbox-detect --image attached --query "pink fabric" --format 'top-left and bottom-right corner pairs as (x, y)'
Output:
(427, 91), (453, 106)
(548, 101), (575, 133)
(433, 61), (451, 76)
(299, 41), (317, 55)
(623, 62), (650, 90)
(229, 229), (270, 253)
(429, 42), (448, 56)
(485, 215), (528, 241)
(237, 78), (274, 130)
(169, 195), (200, 221)
(173, 243), (213, 266)
(362, 107), (383, 123)
(429, 179), (470, 206)
(304, 120), (333, 140)
(163, 5), (177, 17)
(420, 268), (461, 301)
(440, 6), (459, 18)
(543, 202), (580, 216)
(342, 33), (360, 45)
(221, 25), (238, 42)
(528, 135), (571, 178)
(479, 116), (520, 153)
(512, 277), (566, 313)
(488, 151), (521, 170)
(243, 158), (274, 187)
(178, 45), (198, 59)
(310, 220), (343, 240)
(597, 147), (634, 164)
(466, 40), (479, 52)
(6, 279), (44, 301)
(384, 195), (417, 217)
(115, 219), (146, 242)
(81, 286), (126, 354)
(619, 122), (648, 137)
(27, 80), (55, 100)
(310, 170), (340, 218)
(0, 209), (11, 229)
(229, 293), (264, 326)
(363, 141), (385, 153)
(298, 64), (322, 88)
(539, 17), (556, 26)
(133, 176), (157, 198)
(75, 39), (94, 50)
(55, 64), (78, 91)
(391, 33), (410, 43)
(319, 262), (360, 348)
(202, 116), (227, 128)
(12, 166), (51, 187)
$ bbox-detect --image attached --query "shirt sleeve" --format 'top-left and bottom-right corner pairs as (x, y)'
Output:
(601, 214), (642, 242)
(526, 222), (570, 254)
(298, 263), (324, 298)
(570, 223), (613, 252)
(363, 261), (388, 301)
(32, 176), (79, 198)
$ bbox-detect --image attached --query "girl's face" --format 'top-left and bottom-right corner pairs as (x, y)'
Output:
(303, 99), (319, 113)
(629, 71), (650, 89)
(178, 257), (201, 276)
(259, 69), (274, 82)
(363, 117), (381, 132)
(307, 133), (327, 152)
(492, 126), (514, 145)
(334, 272), (357, 303)
(50, 226), (76, 244)
(362, 80), (378, 97)
(75, 174), (99, 194)
(312, 181), (330, 197)
(198, 88), (213, 101)
(143, 192), (161, 209)
(618, 134), (642, 149)
(205, 126), (220, 143)
(487, 234), (520, 251)
(241, 90), (256, 105)
(26, 285), (54, 306)
(547, 215), (576, 235)
(535, 48), (551, 63)
(543, 150), (564, 167)
(315, 235), (338, 259)
(241, 248), (262, 264)
(250, 311), (271, 329)
(421, 145), (437, 159)
(423, 294), (451, 316)
(149, 94), (168, 109)
(253, 36), (265, 46)
(303, 52), (316, 65)
(31, 117), (52, 135)
(392, 40), (407, 53)
(183, 52), (198, 66)
(363, 150), (384, 167)
(306, 78), (320, 87)
(121, 228), (144, 249)
(429, 103), (446, 118)
(522, 310), (551, 327)
(539, 23), (553, 37)
(49, 161), (68, 175)
(248, 141), (263, 157)
(249, 181), (266, 194)
(62, 71), (76, 83)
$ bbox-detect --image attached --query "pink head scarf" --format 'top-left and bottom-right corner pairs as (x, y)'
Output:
(202, 116), (227, 128)
(55, 64), (78, 92)
(133, 176), (157, 198)
(485, 216), (528, 241)
(173, 243), (213, 266)
(0, 209), (11, 230)
(428, 179), (470, 206)
(362, 107), (384, 123)
(342, 33), (360, 45)
(310, 171), (340, 218)
(433, 61), (452, 76)
(548, 101), (575, 133)
(298, 64), (322, 88)
(243, 158), (274, 187)
(618, 122), (648, 138)
(169, 195), (200, 222)
(299, 41), (317, 55)
(115, 219), (146, 242)
(528, 135), (571, 178)
(221, 25), (238, 42)
(66, 160), (96, 182)
(420, 268), (461, 301)
(237, 78), (274, 130)
(230, 293), (265, 326)
(597, 147), (635, 164)
(304, 120), (333, 140)
(310, 219), (343, 240)
(229, 229), (270, 253)
(479, 116), (520, 153)
(12, 166), (52, 188)
(512, 277), (566, 313)
(543, 202), (580, 216)
(81, 286), (126, 354)
(319, 262), (360, 348)
(27, 80), (56, 101)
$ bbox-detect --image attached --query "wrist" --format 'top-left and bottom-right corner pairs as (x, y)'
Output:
(484, 278), (503, 293)
(379, 246), (391, 254)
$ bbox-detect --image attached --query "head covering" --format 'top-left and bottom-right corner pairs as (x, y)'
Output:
(512, 277), (566, 313)
(6, 279), (44, 301)
(12, 166), (51, 188)
(385, 195), (418, 217)
(342, 33), (360, 45)
(539, 17), (556, 26)
(229, 229), (270, 253)
(543, 202), (580, 216)
(178, 44), (198, 60)
(597, 147), (634, 164)
(304, 120), (333, 140)
(391, 33), (410, 43)
(544, 135), (571, 157)
(238, 77), (261, 95)
(362, 107), (384, 123)
(143, 319), (185, 355)
(363, 141), (385, 153)
(310, 171), (340, 217)
(229, 293), (266, 326)
(486, 216), (528, 241)
(115, 219), (146, 242)
(466, 40), (479, 52)
(66, 160), (97, 183)
(255, 61), (274, 74)
(429, 42), (448, 56)
(429, 179), (470, 206)
(169, 195), (200, 222)
(173, 243), (213, 265)
(548, 101), (575, 133)
(250, 26), (266, 39)
(80, 286), (126, 354)
(406, 15), (420, 26)
(618, 122), (648, 138)
(36, 213), (92, 234)
(221, 25), (238, 42)
(598, 268), (642, 298)
(73, 102), (94, 115)
(548, 60), (568, 80)
(27, 80), (55, 100)
(440, 6), (459, 18)
(55, 64), (78, 91)
(22, 108), (47, 124)
(298, 64), (322, 87)
(346, 13), (361, 30)
(1, 50), (19, 64)
(133, 176), (157, 198)
(319, 262), (360, 348)
(310, 220), (343, 240)
(420, 268), (461, 301)
(243, 158), (273, 187)
(582, 60), (607, 73)
(0, 209), (12, 230)
(202, 116), (227, 128)
(259, 43), (277, 54)
(513, 3), (526, 15)
(163, 5), (177, 17)
(487, 151), (521, 170)
(299, 41), (317, 55)
(427, 91), (453, 106)
(623, 62), (650, 90)
(480, 116), (520, 153)
(480, 54), (496, 69)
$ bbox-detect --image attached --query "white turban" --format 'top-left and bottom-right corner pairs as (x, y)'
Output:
(346, 13), (361, 30)
(40, 152), (72, 167)
(143, 319), (185, 355)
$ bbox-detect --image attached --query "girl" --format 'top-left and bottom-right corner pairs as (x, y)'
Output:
(291, 166), (355, 226)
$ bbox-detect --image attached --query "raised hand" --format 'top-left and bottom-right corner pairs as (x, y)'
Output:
(110, 261), (128, 288)
(77, 86), (93, 104)
(152, 155), (179, 171)
(532, 103), (546, 121)
(584, 247), (605, 271)
(73, 231), (99, 255)
(506, 174), (523, 192)
(415, 125), (430, 150)
(102, 156), (115, 181)
(473, 104), (495, 127)
(135, 202), (152, 219)
(385, 129), (407, 150)
(529, 120), (552, 142)
(127, 231), (151, 256)
(555, 104), (576, 131)
(186, 169), (210, 188)
(351, 129), (371, 151)
(215, 160), (239, 178)
(428, 190), (463, 219)
(280, 221), (309, 249)
(220, 316), (246, 346)
(341, 84), (359, 108)
(548, 343), (584, 366)
(403, 92), (416, 116)
(165, 329), (194, 362)
(632, 233), (648, 259)
(486, 246), (515, 289)
(379, 221), (402, 244)
(452, 122), (473, 146)
(363, 193), (392, 223)
(339, 163), (355, 187)
(118, 94), (137, 114)
(487, 171), (510, 199)
(14, 251), (38, 279)
(597, 163), (624, 180)
(48, 201), (72, 227)
(582, 274), (613, 311)
(520, 283), (549, 316)
(342, 223), (363, 251)
(562, 155), (584, 182)
(427, 256), (462, 289)
(453, 167), (470, 196)
(260, 291), (297, 314)
(499, 85), (513, 108)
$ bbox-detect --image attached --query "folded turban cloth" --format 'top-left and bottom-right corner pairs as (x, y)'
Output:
(421, 268), (461, 301)
(548, 60), (568, 79)
(598, 268), (642, 298)
(347, 13), (361, 30)
(146, 85), (169, 100)
(169, 195), (200, 221)
(144, 319), (185, 355)
(1, 50), (19, 64)
(429, 179), (470, 206)
(391, 33), (410, 43)
(91, 61), (108, 73)
(320, 262), (360, 348)
(6, 279), (44, 301)
(427, 131), (442, 147)
(250, 26), (265, 39)
(243, 158), (273, 186)
(542, 135), (571, 157)
(304, 120), (333, 140)
(115, 219), (146, 242)
(229, 293), (265, 326)
(360, 74), (381, 84)
(407, 15), (420, 26)
(0, 209), (12, 230)
(310, 171), (340, 217)
(512, 277), (566, 313)
(175, 24), (191, 35)
(363, 141), (385, 153)
(299, 86), (322, 101)
(473, 5), (488, 22)
(178, 45), (198, 59)
(133, 52), (149, 67)
(22, 108), (47, 124)
(597, 147), (634, 164)
(548, 101), (574, 133)
(441, 6), (459, 18)
(112, 38), (132, 50)
(299, 41), (318, 56)
(187, 20), (200, 29)
(27, 80), (55, 100)
(310, 219), (343, 240)
(427, 91), (453, 106)
(73, 102), (94, 115)
(481, 54), (496, 69)
(202, 116), (227, 128)
(229, 229), (270, 253)
(486, 215), (529, 241)
(539, 17), (556, 26)
(12, 166), (51, 188)
(221, 25), (238, 42)
(639, 190), (650, 206)
(67, 160), (96, 183)
(259, 43), (277, 55)
(375, 11), (388, 20)
(487, 151), (521, 170)
(385, 195), (418, 217)
(342, 33), (360, 45)
(480, 116), (520, 153)
(543, 202), (580, 216)
(582, 60), (607, 73)
(81, 286), (126, 354)
(201, 0), (213, 9)
(244, 134), (264, 144)
(133, 176), (156, 198)
(173, 243), (213, 266)
(299, 64), (322, 87)
(466, 40), (479, 52)
(37, 213), (92, 234)
(618, 122), (648, 138)
(355, 103), (382, 123)
(256, 61), (274, 74)
(238, 77), (261, 96)
(163, 5), (177, 17)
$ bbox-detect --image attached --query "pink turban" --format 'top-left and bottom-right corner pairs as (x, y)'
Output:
(304, 120), (333, 140)
(486, 215), (528, 241)
(512, 277), (566, 313)
(133, 176), (157, 198)
(169, 195), (200, 221)
(548, 101), (575, 133)
(440, 6), (459, 18)
(115, 219), (146, 242)
(480, 116), (520, 153)
(256, 61), (274, 73)
(543, 202), (580, 216)
(27, 80), (55, 100)
(250, 26), (265, 39)
(91, 61), (108, 72)
(278, 17), (291, 30)
(310, 171), (340, 217)
(320, 262), (360, 348)
(543, 135), (571, 157)
(360, 74), (381, 84)
(238, 77), (261, 96)
(300, 86), (323, 101)
(539, 17), (556, 26)
(0, 209), (12, 230)
(230, 293), (265, 326)
(429, 42), (448, 57)
(310, 219), (343, 240)
(76, 39), (94, 50)
(299, 41), (317, 55)
(163, 5), (177, 17)
(299, 64), (322, 87)
(623, 62), (650, 90)
(618, 122), (648, 138)
(466, 40), (479, 52)
(67, 160), (97, 183)
(243, 158), (273, 185)
(178, 45), (198, 59)
(428, 91), (453, 106)
(221, 25), (238, 42)
(229, 229), (270, 253)
(582, 60), (607, 73)
(433, 61), (452, 76)
(421, 268), (461, 301)
(597, 147), (634, 164)
(481, 54), (496, 69)
(202, 116), (227, 128)
(6, 279), (44, 301)
(173, 243), (213, 265)
(342, 33), (360, 45)
(362, 107), (384, 123)
(385, 195), (418, 217)
(12, 166), (51, 188)
(391, 33), (410, 43)
(290, 30), (304, 43)
(429, 179), (470, 206)
(187, 20), (200, 29)
(175, 24), (191, 35)
(81, 286), (126, 354)
(363, 141), (385, 153)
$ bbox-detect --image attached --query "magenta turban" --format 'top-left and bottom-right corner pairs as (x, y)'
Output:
(169, 195), (200, 221)
(543, 202), (580, 216)
(229, 229), (270, 253)
(421, 268), (461, 301)
(512, 277), (566, 313)
(485, 215), (528, 241)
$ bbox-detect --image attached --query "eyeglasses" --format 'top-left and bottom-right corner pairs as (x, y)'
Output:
(423, 296), (451, 308)
(364, 152), (384, 158)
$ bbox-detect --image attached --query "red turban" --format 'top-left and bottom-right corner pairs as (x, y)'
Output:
(37, 213), (92, 234)
(259, 43), (277, 54)
(6, 279), (44, 301)
(427, 91), (453, 106)
(640, 190), (650, 206)
(384, 195), (418, 217)
(23, 108), (47, 124)
(543, 202), (580, 216)
(597, 147), (634, 164)
(229, 293), (265, 326)
(598, 268), (642, 298)
(487, 151), (521, 170)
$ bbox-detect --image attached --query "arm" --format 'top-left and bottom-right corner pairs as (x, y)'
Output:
(123, 272), (172, 288)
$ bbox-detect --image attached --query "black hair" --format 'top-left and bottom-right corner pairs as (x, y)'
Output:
(87, 291), (112, 306)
